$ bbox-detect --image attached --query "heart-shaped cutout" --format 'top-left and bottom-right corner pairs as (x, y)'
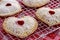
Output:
(17, 20), (24, 25)
(6, 3), (11, 6)
(3, 16), (38, 38)
(49, 10), (55, 15)
(36, 7), (60, 26)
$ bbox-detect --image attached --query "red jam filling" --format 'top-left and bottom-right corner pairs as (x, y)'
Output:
(17, 20), (24, 25)
(6, 3), (11, 6)
(49, 10), (55, 15)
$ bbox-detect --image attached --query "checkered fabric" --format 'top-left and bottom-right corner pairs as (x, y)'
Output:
(0, 0), (60, 40)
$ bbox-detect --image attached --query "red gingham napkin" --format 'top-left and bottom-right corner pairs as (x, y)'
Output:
(0, 0), (60, 40)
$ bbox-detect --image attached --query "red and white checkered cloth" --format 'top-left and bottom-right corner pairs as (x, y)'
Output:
(0, 0), (60, 40)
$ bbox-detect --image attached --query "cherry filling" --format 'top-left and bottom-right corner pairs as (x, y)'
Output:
(6, 3), (11, 6)
(49, 10), (55, 15)
(17, 20), (24, 25)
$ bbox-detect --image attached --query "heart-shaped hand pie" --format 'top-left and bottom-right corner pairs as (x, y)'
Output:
(0, 0), (22, 16)
(22, 0), (50, 7)
(36, 7), (60, 26)
(3, 16), (38, 38)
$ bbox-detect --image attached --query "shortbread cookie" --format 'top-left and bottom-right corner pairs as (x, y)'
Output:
(0, 0), (22, 16)
(36, 7), (60, 26)
(3, 16), (38, 38)
(22, 0), (50, 7)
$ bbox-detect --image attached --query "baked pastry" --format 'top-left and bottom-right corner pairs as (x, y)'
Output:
(22, 0), (50, 7)
(36, 7), (60, 26)
(3, 16), (38, 38)
(0, 0), (22, 16)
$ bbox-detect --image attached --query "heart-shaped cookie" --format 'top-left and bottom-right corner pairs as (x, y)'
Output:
(3, 16), (38, 38)
(0, 0), (22, 16)
(36, 7), (60, 26)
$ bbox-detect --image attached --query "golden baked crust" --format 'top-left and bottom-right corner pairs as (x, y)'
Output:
(3, 16), (38, 38)
(0, 0), (22, 16)
(22, 0), (50, 7)
(36, 7), (60, 26)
